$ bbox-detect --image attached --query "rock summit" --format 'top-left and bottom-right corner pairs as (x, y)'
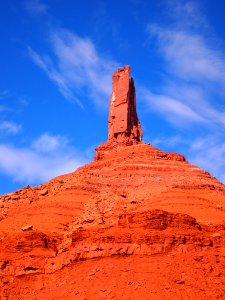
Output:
(1, 66), (225, 299)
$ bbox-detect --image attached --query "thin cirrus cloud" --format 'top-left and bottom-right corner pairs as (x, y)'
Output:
(0, 133), (87, 183)
(148, 25), (225, 84)
(141, 88), (207, 125)
(0, 121), (22, 134)
(144, 1), (225, 129)
(24, 0), (48, 15)
(31, 132), (69, 153)
(28, 29), (118, 108)
(168, 0), (208, 29)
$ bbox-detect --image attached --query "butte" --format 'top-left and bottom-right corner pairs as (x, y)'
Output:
(0, 66), (225, 299)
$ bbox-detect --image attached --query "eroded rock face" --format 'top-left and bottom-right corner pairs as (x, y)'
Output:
(1, 66), (225, 299)
(108, 65), (142, 144)
(1, 142), (225, 299)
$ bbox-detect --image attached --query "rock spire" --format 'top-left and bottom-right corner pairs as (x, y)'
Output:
(108, 65), (142, 144)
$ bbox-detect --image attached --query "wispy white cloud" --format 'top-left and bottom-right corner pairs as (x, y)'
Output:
(141, 88), (207, 125)
(27, 46), (82, 106)
(24, 0), (48, 15)
(144, 1), (225, 128)
(0, 133), (87, 183)
(148, 25), (225, 84)
(0, 121), (22, 134)
(166, 1), (208, 31)
(32, 133), (69, 153)
(28, 29), (118, 108)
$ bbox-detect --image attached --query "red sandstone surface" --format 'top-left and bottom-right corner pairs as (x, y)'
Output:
(1, 66), (225, 299)
(108, 65), (142, 144)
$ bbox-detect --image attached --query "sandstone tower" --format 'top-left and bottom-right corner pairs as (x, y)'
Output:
(108, 65), (142, 144)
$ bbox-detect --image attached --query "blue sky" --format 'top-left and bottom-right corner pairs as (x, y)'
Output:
(1, 0), (225, 195)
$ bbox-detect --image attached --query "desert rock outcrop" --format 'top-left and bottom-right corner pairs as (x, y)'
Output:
(0, 66), (225, 299)
(108, 65), (142, 144)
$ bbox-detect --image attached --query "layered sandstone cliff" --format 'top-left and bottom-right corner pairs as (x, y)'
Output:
(0, 66), (225, 300)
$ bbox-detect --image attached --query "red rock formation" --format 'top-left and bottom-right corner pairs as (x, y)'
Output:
(95, 65), (143, 160)
(1, 67), (225, 299)
(108, 65), (142, 144)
